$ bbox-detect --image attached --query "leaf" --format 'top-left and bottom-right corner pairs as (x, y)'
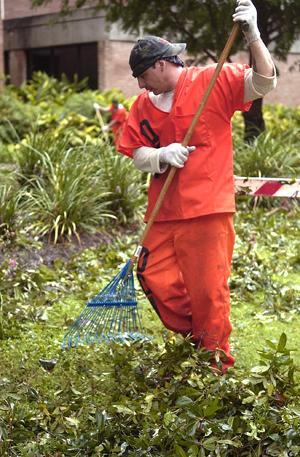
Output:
(202, 436), (217, 451)
(6, 394), (21, 401)
(174, 444), (187, 457)
(220, 423), (232, 431)
(65, 417), (80, 427)
(217, 439), (242, 448)
(202, 398), (220, 417)
(71, 387), (82, 396)
(163, 411), (176, 427)
(0, 405), (10, 411)
(242, 395), (256, 404)
(277, 333), (287, 352)
(112, 405), (135, 415)
(290, 407), (300, 417)
(176, 396), (194, 407)
(251, 365), (270, 374)
(95, 410), (107, 430)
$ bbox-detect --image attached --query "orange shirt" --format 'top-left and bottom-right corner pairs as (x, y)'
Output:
(118, 64), (252, 221)
(110, 105), (128, 146)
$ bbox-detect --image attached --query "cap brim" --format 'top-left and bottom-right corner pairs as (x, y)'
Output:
(163, 43), (186, 57)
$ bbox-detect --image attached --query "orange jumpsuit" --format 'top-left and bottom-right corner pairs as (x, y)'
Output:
(118, 64), (252, 370)
(109, 104), (128, 147)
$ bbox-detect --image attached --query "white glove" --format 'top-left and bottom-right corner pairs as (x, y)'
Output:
(159, 143), (196, 168)
(232, 0), (260, 46)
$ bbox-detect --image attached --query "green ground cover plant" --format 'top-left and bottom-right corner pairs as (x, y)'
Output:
(0, 74), (299, 456)
(0, 206), (299, 456)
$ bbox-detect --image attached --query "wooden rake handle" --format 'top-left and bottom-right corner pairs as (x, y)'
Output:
(132, 23), (240, 262)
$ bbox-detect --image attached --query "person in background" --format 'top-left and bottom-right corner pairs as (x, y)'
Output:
(118, 0), (277, 372)
(95, 99), (128, 147)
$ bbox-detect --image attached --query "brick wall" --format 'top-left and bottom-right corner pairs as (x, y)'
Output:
(265, 54), (300, 106)
(103, 40), (139, 98)
(3, 0), (83, 19)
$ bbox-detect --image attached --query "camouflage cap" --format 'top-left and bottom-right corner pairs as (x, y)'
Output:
(129, 36), (186, 78)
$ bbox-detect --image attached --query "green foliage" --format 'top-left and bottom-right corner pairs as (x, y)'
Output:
(31, 0), (300, 62)
(14, 128), (146, 241)
(0, 89), (39, 144)
(0, 184), (19, 241)
(234, 128), (300, 178)
(0, 205), (299, 455)
(16, 71), (89, 106)
(0, 143), (18, 163)
(0, 72), (146, 243)
(232, 205), (299, 314)
(1, 73), (132, 148)
(264, 104), (300, 134)
(19, 140), (114, 242)
(0, 332), (299, 456)
(98, 143), (147, 224)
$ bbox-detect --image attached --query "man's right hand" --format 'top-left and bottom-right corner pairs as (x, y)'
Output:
(159, 143), (196, 168)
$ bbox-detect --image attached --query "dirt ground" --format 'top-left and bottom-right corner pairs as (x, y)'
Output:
(1, 231), (114, 270)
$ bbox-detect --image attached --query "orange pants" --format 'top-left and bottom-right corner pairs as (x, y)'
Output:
(137, 213), (235, 370)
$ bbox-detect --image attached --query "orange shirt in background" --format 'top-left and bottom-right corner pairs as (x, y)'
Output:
(110, 104), (128, 147)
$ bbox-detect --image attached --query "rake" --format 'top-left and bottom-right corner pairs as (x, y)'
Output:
(62, 23), (240, 349)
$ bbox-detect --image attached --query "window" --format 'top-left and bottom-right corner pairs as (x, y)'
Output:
(27, 43), (97, 89)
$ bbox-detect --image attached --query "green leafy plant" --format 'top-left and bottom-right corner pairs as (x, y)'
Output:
(19, 141), (114, 242)
(0, 184), (20, 241)
(1, 333), (298, 456)
(16, 71), (88, 106)
(0, 205), (299, 456)
(0, 90), (39, 144)
(231, 205), (299, 314)
(98, 144), (147, 224)
(234, 129), (300, 178)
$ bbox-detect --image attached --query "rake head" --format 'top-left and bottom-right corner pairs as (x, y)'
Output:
(62, 260), (145, 349)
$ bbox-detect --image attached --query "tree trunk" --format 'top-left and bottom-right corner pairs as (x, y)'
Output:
(242, 97), (265, 143)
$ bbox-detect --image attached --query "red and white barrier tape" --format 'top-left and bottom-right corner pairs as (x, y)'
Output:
(234, 177), (300, 198)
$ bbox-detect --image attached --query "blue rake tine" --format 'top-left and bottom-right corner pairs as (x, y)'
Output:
(62, 260), (146, 348)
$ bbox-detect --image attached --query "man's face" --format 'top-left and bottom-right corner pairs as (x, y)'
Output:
(137, 61), (166, 95)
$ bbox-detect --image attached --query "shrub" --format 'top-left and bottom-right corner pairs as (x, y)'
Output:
(16, 71), (88, 106)
(234, 129), (300, 178)
(0, 90), (39, 144)
(98, 142), (147, 224)
(264, 104), (300, 134)
(0, 184), (19, 240)
(20, 141), (114, 242)
(16, 131), (77, 182)
(0, 334), (299, 456)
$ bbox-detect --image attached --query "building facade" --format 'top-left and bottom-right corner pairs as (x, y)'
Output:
(0, 0), (138, 96)
(0, 0), (299, 105)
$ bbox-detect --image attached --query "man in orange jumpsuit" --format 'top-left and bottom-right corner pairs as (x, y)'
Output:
(118, 0), (276, 371)
(96, 99), (128, 147)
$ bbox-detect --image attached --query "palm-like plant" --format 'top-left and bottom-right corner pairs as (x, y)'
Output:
(17, 132), (73, 182)
(98, 144), (147, 224)
(20, 142), (114, 243)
